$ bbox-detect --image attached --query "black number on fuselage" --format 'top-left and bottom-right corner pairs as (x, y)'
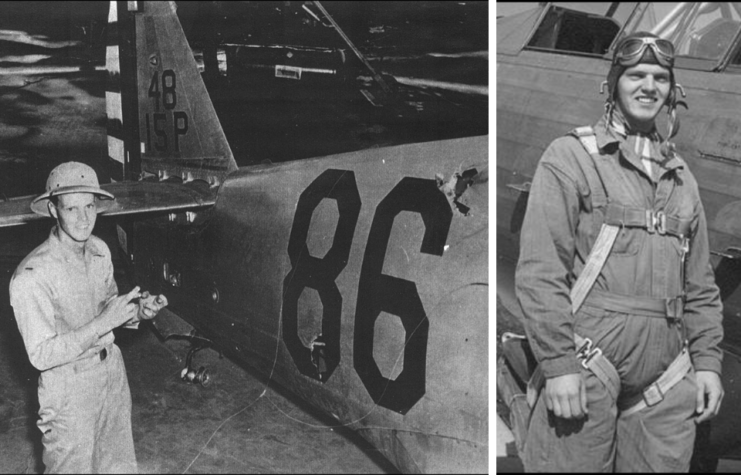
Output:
(282, 169), (361, 382)
(353, 177), (452, 414)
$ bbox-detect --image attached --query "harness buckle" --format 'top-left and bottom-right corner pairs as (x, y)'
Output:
(655, 211), (667, 235)
(642, 381), (665, 407)
(576, 338), (603, 370)
(646, 210), (667, 235)
(576, 338), (592, 357)
(665, 297), (684, 321)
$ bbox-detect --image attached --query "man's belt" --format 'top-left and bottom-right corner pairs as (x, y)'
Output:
(70, 345), (112, 374)
(585, 289), (684, 320)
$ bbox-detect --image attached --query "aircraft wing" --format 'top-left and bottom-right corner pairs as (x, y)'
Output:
(0, 181), (215, 227)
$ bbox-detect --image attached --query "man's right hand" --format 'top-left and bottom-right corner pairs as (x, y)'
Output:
(98, 286), (142, 332)
(544, 372), (588, 419)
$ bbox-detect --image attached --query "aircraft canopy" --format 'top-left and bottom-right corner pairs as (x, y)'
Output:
(615, 2), (741, 68)
(498, 2), (741, 71)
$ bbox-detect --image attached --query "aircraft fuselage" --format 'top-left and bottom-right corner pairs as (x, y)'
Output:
(133, 136), (489, 473)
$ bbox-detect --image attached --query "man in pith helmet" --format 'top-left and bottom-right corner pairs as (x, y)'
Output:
(514, 32), (723, 471)
(9, 161), (168, 473)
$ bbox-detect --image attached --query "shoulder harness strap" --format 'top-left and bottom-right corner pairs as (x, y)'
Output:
(570, 126), (608, 209)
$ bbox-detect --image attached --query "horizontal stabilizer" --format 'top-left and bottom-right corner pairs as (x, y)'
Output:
(0, 181), (215, 228)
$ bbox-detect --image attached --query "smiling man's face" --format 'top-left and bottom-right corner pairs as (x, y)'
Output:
(49, 192), (97, 247)
(616, 63), (671, 132)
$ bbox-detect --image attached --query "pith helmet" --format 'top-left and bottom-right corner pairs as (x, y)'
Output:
(30, 162), (115, 217)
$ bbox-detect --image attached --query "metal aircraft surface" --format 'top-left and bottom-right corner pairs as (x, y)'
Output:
(497, 1), (741, 470)
(1, 1), (488, 473)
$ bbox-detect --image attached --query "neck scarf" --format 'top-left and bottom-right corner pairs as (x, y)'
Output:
(609, 109), (665, 179)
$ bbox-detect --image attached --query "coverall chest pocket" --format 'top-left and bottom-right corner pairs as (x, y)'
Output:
(609, 227), (641, 256)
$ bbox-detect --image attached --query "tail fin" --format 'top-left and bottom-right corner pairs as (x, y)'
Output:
(106, 1), (238, 186)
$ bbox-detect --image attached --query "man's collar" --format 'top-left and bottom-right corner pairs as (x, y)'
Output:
(592, 115), (622, 150)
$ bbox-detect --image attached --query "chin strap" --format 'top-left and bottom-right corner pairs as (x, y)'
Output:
(661, 83), (688, 157)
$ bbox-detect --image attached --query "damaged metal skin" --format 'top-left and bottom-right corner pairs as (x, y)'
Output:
(437, 166), (488, 217)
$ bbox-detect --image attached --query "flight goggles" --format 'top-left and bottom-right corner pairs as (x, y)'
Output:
(614, 37), (675, 67)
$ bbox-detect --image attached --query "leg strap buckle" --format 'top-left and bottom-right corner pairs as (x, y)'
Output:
(642, 381), (665, 407)
(576, 337), (603, 370)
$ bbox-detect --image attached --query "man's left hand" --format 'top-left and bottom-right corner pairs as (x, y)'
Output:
(695, 370), (724, 424)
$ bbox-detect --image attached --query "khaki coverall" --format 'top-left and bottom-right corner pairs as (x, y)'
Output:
(9, 227), (138, 473)
(515, 115), (723, 472)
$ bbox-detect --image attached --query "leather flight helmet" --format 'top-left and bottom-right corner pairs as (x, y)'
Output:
(605, 31), (677, 113)
(603, 31), (687, 152)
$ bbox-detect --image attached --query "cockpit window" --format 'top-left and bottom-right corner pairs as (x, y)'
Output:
(619, 3), (741, 62)
(526, 5), (622, 55)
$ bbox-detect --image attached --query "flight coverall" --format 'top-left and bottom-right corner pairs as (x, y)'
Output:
(515, 115), (723, 472)
(9, 227), (138, 474)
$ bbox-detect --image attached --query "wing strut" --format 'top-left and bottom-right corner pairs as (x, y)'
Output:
(311, 1), (392, 95)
